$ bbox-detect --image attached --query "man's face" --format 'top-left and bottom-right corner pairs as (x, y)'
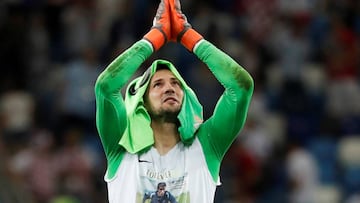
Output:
(158, 186), (165, 196)
(144, 69), (184, 120)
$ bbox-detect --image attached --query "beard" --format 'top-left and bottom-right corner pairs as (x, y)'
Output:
(148, 106), (181, 123)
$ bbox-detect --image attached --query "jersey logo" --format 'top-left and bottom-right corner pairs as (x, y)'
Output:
(138, 158), (152, 163)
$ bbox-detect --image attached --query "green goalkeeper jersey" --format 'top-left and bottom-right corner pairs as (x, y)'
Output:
(95, 39), (253, 202)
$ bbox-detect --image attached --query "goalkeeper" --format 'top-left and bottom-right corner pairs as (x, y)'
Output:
(95, 0), (254, 202)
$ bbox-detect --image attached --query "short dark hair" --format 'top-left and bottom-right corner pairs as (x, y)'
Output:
(157, 182), (166, 189)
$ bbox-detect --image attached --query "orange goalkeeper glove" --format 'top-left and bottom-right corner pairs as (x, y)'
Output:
(169, 0), (203, 51)
(143, 0), (171, 51)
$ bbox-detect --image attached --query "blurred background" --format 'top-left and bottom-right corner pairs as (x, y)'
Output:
(0, 0), (359, 202)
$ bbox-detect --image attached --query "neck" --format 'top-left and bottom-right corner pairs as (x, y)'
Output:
(151, 121), (180, 155)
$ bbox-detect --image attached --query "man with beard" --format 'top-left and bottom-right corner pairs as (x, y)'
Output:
(94, 0), (254, 202)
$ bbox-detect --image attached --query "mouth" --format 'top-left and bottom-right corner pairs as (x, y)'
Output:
(163, 96), (178, 103)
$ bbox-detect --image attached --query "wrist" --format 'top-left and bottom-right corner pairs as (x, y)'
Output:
(180, 28), (203, 52)
(143, 28), (167, 51)
(193, 39), (205, 53)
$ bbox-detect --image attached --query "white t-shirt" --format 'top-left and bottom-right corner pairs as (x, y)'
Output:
(105, 138), (219, 203)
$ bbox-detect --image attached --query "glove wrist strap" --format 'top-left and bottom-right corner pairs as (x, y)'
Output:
(180, 28), (203, 52)
(143, 28), (166, 51)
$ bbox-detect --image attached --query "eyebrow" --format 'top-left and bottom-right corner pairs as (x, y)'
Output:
(151, 77), (179, 84)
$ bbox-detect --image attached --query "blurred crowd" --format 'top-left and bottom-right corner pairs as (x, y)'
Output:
(0, 0), (359, 202)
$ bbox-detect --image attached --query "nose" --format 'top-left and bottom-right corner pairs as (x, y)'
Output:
(164, 82), (175, 94)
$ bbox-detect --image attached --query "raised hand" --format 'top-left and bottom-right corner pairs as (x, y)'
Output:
(143, 0), (171, 51)
(169, 0), (203, 51)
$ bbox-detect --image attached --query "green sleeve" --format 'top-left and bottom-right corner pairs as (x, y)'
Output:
(94, 40), (153, 178)
(194, 40), (254, 181)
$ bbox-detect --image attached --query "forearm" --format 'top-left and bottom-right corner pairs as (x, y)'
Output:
(194, 40), (254, 93)
(95, 40), (153, 95)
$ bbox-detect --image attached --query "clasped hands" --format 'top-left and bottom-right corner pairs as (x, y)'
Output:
(143, 0), (203, 52)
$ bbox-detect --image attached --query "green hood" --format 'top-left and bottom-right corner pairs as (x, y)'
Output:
(119, 59), (203, 153)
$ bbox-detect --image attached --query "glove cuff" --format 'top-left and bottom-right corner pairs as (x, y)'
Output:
(143, 28), (167, 51)
(180, 28), (203, 52)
